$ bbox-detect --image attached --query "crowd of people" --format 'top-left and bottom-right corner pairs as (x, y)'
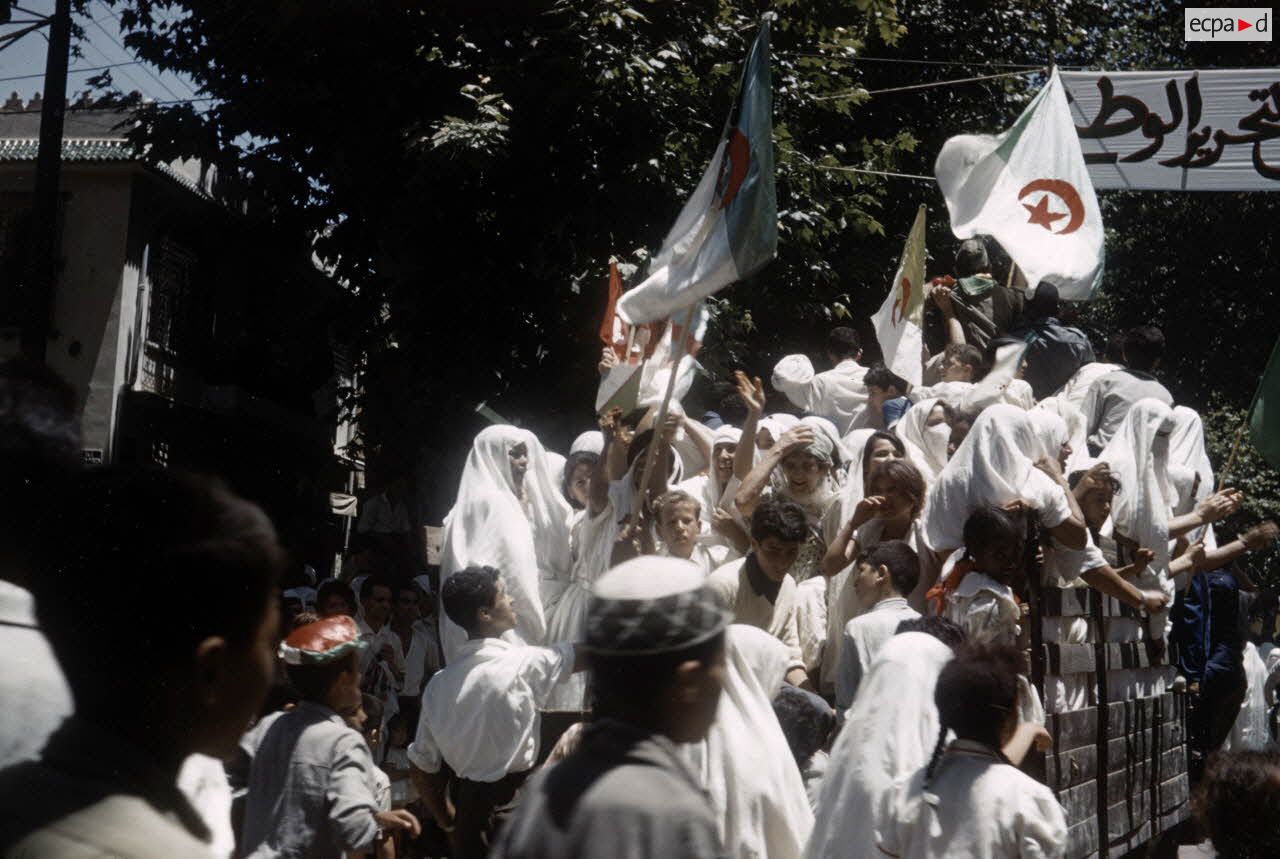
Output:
(1, 237), (1279, 859)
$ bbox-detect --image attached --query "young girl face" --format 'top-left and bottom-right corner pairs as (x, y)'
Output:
(947, 420), (973, 459)
(508, 443), (529, 489)
(1080, 485), (1114, 529)
(865, 438), (903, 476)
(713, 443), (736, 483)
(657, 500), (701, 558)
(868, 474), (914, 522)
(781, 451), (829, 498)
(971, 539), (1023, 580)
(567, 461), (592, 508)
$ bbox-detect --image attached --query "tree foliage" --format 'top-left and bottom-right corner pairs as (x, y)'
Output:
(109, 0), (1280, 586)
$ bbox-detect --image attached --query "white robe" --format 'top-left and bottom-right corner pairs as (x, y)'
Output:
(1097, 398), (1176, 639)
(683, 625), (814, 859)
(772, 354), (871, 435)
(922, 404), (1072, 553)
(893, 398), (950, 484)
(1168, 406), (1217, 549)
(1225, 642), (1271, 751)
(805, 632), (953, 859)
(1056, 361), (1121, 413)
(439, 426), (572, 663)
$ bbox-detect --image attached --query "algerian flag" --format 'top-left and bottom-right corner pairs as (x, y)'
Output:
(616, 15), (776, 325)
(871, 205), (927, 386)
(1249, 336), (1280, 469)
(935, 68), (1104, 301)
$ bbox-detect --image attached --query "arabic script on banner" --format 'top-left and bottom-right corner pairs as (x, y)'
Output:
(1062, 69), (1280, 190)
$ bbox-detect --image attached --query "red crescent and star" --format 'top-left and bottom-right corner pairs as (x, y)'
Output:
(1017, 179), (1085, 235)
(891, 276), (912, 327)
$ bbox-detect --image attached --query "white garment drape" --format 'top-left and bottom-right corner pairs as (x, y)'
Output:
(439, 425), (572, 663)
(893, 398), (949, 484)
(1097, 398), (1176, 638)
(1169, 406), (1217, 549)
(922, 404), (1067, 552)
(1225, 642), (1271, 751)
(1036, 397), (1090, 475)
(684, 625), (814, 859)
(1057, 361), (1121, 413)
(805, 632), (954, 859)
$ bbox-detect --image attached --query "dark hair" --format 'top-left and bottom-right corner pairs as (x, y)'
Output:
(772, 683), (836, 767)
(287, 650), (358, 702)
(750, 498), (809, 544)
(895, 615), (966, 649)
(591, 631), (725, 722)
(954, 238), (989, 277)
(1067, 468), (1120, 495)
(561, 450), (600, 510)
(924, 642), (1021, 784)
(1025, 282), (1059, 320)
(861, 431), (906, 483)
(1193, 750), (1280, 859)
(944, 343), (985, 375)
(865, 363), (908, 394)
(441, 565), (500, 633)
(654, 489), (701, 522)
(361, 692), (384, 731)
(359, 573), (394, 601)
(1105, 332), (1127, 364)
(620, 406), (650, 432)
(1123, 325), (1165, 371)
(962, 505), (1024, 558)
(826, 326), (861, 360)
(36, 467), (284, 712)
(625, 428), (674, 472)
(387, 712), (408, 736)
(317, 579), (356, 616)
(863, 540), (921, 598)
(866, 460), (927, 521)
(0, 359), (81, 574)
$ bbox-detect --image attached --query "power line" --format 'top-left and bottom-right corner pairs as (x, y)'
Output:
(781, 147), (935, 183)
(85, 4), (186, 102)
(75, 31), (153, 97)
(92, 0), (197, 99)
(0, 94), (216, 115)
(812, 67), (1043, 101)
(0, 61), (142, 85)
(778, 51), (1053, 71)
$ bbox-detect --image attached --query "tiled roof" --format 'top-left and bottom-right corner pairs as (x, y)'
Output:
(0, 136), (136, 161)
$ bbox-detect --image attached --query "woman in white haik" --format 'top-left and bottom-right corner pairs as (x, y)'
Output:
(676, 424), (748, 554)
(805, 631), (955, 859)
(1168, 405), (1217, 548)
(438, 425), (572, 663)
(922, 404), (1086, 556)
(892, 398), (951, 485)
(683, 624), (813, 859)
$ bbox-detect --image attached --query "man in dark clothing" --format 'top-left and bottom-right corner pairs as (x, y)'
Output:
(490, 556), (732, 859)
(1007, 282), (1096, 400)
(925, 238), (1024, 354)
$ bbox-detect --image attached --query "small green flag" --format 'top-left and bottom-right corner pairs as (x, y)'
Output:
(1248, 336), (1280, 469)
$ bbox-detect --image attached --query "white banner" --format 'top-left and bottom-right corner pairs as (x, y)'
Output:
(1062, 69), (1280, 190)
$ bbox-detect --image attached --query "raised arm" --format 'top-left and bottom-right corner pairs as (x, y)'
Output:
(1081, 548), (1168, 614)
(735, 425), (814, 519)
(820, 496), (886, 577)
(930, 282), (966, 347)
(1191, 521), (1279, 588)
(734, 371), (764, 481)
(1034, 457), (1088, 550)
(1168, 488), (1244, 538)
(591, 408), (626, 516)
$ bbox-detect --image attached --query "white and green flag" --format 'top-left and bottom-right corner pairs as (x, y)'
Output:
(871, 205), (927, 386)
(616, 15), (776, 325)
(935, 68), (1104, 301)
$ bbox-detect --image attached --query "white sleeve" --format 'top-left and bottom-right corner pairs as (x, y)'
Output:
(521, 642), (576, 703)
(1016, 782), (1069, 859)
(1025, 469), (1071, 529)
(952, 592), (1015, 646)
(406, 705), (443, 774)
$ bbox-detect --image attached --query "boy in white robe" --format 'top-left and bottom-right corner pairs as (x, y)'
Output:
(835, 541), (921, 711)
(771, 327), (871, 435)
(654, 490), (734, 575)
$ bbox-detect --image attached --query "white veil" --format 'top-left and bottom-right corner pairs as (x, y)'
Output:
(685, 624), (814, 859)
(1169, 406), (1217, 548)
(893, 398), (949, 484)
(922, 404), (1043, 552)
(439, 425), (572, 662)
(1036, 396), (1090, 474)
(805, 632), (954, 859)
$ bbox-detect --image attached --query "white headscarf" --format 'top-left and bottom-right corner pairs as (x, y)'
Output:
(1036, 396), (1090, 474)
(805, 632), (954, 859)
(685, 625), (813, 859)
(1169, 406), (1216, 548)
(893, 399), (949, 484)
(922, 404), (1043, 552)
(758, 413), (800, 449)
(570, 430), (605, 456)
(1097, 398), (1174, 581)
(680, 425), (743, 522)
(1026, 407), (1069, 464)
(439, 425), (572, 662)
(836, 428), (877, 523)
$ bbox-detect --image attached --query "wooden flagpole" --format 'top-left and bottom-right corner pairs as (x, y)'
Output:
(627, 303), (699, 530)
(1217, 420), (1249, 491)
